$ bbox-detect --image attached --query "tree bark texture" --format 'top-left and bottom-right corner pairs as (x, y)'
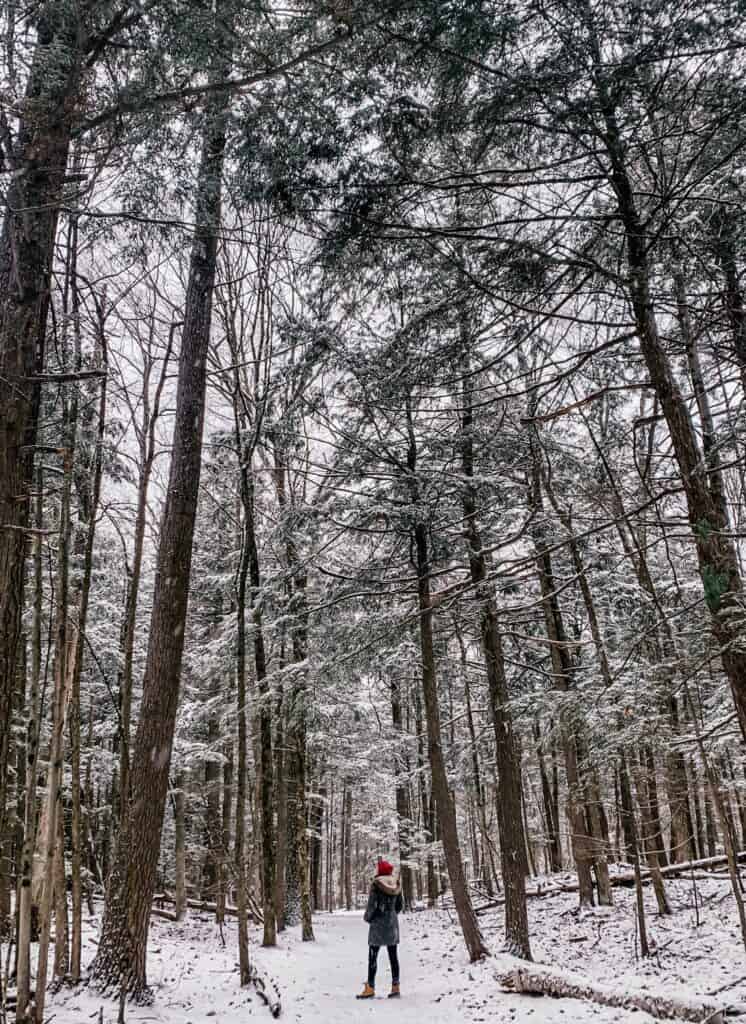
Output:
(405, 393), (487, 961)
(90, 38), (230, 994)
(0, 2), (82, 852)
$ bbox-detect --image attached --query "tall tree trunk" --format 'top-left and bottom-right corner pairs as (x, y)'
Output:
(275, 683), (288, 930)
(709, 206), (746, 393)
(274, 446), (314, 940)
(344, 787), (353, 910)
(390, 675), (415, 910)
(69, 298), (108, 982)
(16, 475), (45, 1021)
(241, 467), (277, 947)
(460, 358), (531, 956)
(535, 721), (562, 872)
(117, 322), (174, 823)
(235, 505), (251, 983)
(528, 489), (595, 902)
(590, 32), (746, 740)
(338, 781), (347, 909)
(405, 395), (487, 962)
(174, 774), (187, 922)
(632, 752), (671, 915)
(89, 29), (231, 993)
(53, 809), (69, 982)
(35, 454), (75, 1021)
(220, 736), (233, 923)
(203, 704), (222, 912)
(0, 7), (82, 825)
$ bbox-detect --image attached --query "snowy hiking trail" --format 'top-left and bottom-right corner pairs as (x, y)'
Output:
(46, 877), (746, 1024)
(46, 907), (658, 1024)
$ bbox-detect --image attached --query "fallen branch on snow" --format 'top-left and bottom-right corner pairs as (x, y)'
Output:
(473, 852), (745, 914)
(250, 965), (282, 1018)
(496, 960), (746, 1023)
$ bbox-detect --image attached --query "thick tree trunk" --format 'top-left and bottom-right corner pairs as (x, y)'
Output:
(117, 327), (173, 822)
(89, 35), (230, 994)
(0, 8), (82, 825)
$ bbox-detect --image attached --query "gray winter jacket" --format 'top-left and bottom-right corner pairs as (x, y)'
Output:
(363, 874), (403, 947)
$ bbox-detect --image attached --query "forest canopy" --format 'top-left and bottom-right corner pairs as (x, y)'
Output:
(1, 1), (746, 1021)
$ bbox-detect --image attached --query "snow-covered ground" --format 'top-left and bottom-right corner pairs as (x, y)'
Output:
(45, 874), (745, 1023)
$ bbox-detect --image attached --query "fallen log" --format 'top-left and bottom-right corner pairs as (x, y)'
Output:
(153, 893), (264, 924)
(250, 965), (281, 1018)
(496, 959), (746, 1024)
(473, 852), (744, 914)
(92, 891), (264, 924)
(613, 852), (746, 888)
(151, 907), (177, 922)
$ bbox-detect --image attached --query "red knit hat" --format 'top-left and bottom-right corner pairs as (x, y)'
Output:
(377, 859), (394, 876)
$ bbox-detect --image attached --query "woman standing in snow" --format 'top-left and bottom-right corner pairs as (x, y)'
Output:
(356, 858), (404, 999)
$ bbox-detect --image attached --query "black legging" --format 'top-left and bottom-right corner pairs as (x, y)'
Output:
(367, 945), (399, 987)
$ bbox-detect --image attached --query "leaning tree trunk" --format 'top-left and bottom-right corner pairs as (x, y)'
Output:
(592, 36), (746, 743)
(89, 36), (231, 996)
(0, 4), (82, 850)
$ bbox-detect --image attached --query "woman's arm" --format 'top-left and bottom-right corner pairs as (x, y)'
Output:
(363, 888), (376, 922)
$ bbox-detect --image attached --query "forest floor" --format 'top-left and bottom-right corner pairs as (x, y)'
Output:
(44, 873), (745, 1024)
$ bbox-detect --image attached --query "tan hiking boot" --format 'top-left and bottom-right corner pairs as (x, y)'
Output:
(356, 983), (375, 999)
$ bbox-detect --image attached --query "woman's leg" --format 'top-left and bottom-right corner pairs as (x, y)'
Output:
(368, 945), (380, 987)
(387, 945), (400, 985)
